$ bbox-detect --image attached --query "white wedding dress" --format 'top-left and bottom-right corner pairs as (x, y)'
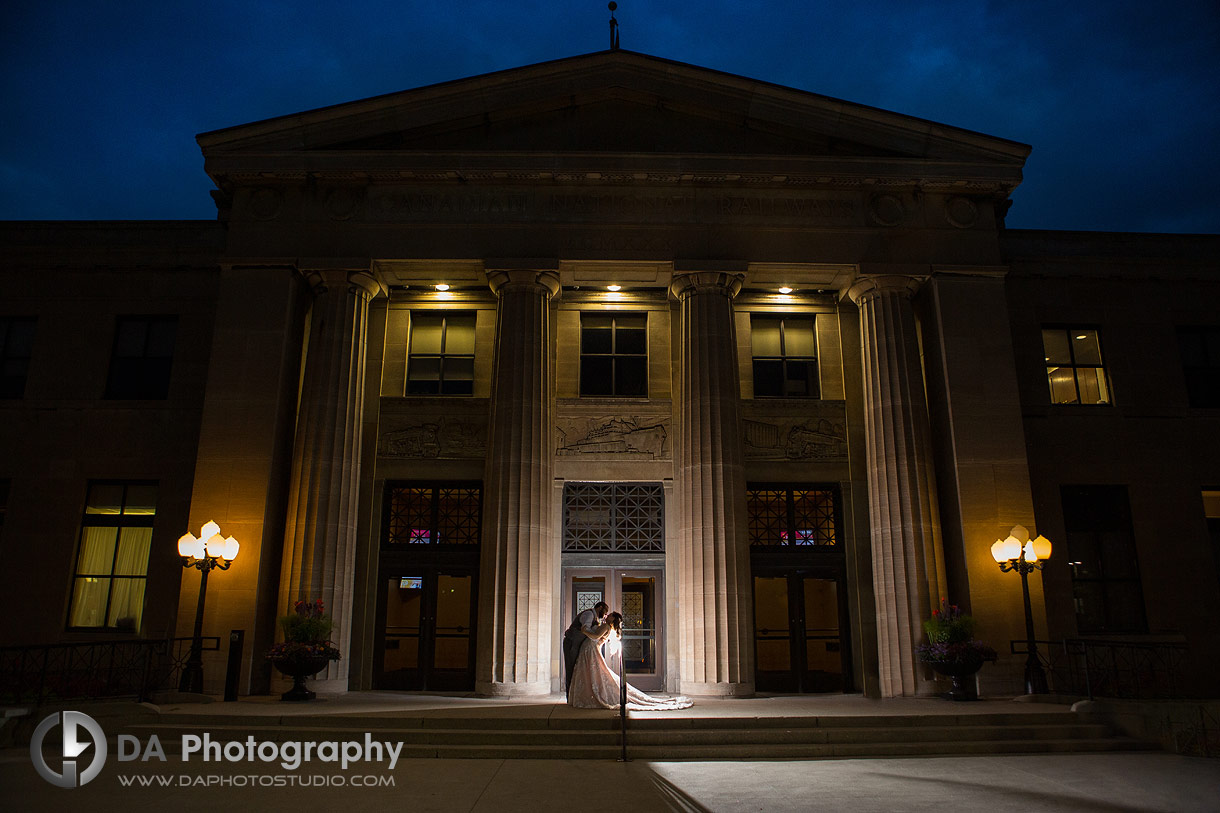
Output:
(568, 622), (693, 710)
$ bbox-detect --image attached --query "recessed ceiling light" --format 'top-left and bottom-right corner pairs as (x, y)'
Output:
(434, 283), (450, 291)
(607, 284), (621, 292)
(1075, 334), (1087, 340)
(778, 286), (793, 294)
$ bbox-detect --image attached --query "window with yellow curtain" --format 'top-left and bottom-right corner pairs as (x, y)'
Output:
(67, 482), (157, 632)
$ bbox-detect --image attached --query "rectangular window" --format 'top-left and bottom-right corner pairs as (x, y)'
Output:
(67, 481), (157, 632)
(1176, 326), (1220, 408)
(0, 479), (8, 547)
(1042, 327), (1111, 405)
(747, 486), (838, 547)
(752, 315), (818, 398)
(385, 483), (481, 545)
(407, 312), (475, 395)
(580, 312), (647, 397)
(105, 316), (177, 399)
(1, 317), (37, 398)
(1205, 490), (1220, 599)
(1062, 485), (1146, 634)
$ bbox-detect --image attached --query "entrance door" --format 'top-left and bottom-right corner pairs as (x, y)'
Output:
(563, 568), (663, 691)
(753, 570), (849, 693)
(378, 568), (476, 690)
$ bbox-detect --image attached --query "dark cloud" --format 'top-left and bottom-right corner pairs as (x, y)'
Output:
(2, 0), (1216, 233)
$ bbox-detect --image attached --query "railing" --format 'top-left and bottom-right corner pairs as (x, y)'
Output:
(1169, 705), (1220, 758)
(0, 636), (220, 705)
(1010, 638), (1189, 700)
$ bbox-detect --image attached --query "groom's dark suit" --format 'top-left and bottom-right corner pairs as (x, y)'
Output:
(563, 607), (602, 696)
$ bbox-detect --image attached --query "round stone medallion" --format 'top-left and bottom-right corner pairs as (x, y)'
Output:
(249, 187), (283, 221)
(944, 196), (979, 229)
(868, 194), (905, 227)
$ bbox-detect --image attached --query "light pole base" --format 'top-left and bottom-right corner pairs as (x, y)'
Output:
(1024, 658), (1049, 695)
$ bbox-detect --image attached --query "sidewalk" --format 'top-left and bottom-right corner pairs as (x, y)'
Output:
(8, 692), (1220, 811)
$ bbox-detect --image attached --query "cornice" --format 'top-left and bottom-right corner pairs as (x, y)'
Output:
(203, 152), (1023, 194)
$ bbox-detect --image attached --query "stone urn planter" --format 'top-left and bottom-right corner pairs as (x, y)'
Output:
(917, 599), (997, 701)
(266, 599), (341, 702)
(928, 656), (985, 701)
(270, 650), (333, 701)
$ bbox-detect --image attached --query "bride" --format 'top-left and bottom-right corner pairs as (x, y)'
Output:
(568, 612), (693, 710)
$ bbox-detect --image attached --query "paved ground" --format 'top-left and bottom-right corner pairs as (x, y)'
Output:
(5, 750), (1219, 812)
(6, 692), (1219, 811)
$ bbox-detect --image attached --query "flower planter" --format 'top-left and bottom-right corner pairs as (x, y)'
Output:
(928, 656), (985, 701)
(267, 599), (340, 701)
(918, 599), (997, 701)
(271, 652), (331, 701)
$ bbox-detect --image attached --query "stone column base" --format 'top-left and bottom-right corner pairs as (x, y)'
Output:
(679, 680), (756, 698)
(475, 680), (553, 698)
(304, 677), (350, 695)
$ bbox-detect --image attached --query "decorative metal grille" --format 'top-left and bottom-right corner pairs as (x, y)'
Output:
(563, 483), (664, 552)
(747, 490), (788, 545)
(791, 489), (836, 546)
(435, 487), (481, 544)
(748, 486), (837, 547)
(386, 485), (481, 545)
(576, 591), (602, 614)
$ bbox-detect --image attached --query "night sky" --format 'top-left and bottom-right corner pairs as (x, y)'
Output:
(2, 1), (1217, 233)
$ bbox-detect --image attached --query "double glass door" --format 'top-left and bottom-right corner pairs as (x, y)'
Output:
(377, 567), (476, 690)
(563, 568), (663, 691)
(753, 569), (850, 693)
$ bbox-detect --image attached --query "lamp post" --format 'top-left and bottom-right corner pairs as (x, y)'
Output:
(991, 525), (1051, 695)
(177, 521), (239, 694)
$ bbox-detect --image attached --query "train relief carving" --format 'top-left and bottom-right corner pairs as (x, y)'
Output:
(379, 418), (486, 459)
(742, 417), (847, 460)
(556, 416), (670, 459)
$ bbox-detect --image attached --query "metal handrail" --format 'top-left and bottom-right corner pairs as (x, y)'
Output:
(1010, 637), (1188, 700)
(0, 636), (220, 704)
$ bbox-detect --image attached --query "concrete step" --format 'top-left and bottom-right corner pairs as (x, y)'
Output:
(123, 721), (1116, 747)
(116, 710), (1152, 759)
(334, 736), (1151, 761)
(139, 709), (1084, 731)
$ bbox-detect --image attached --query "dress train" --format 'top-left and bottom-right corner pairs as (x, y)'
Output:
(567, 622), (693, 711)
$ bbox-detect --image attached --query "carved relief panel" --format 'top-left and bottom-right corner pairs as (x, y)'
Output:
(378, 399), (488, 459)
(555, 401), (672, 460)
(740, 401), (849, 461)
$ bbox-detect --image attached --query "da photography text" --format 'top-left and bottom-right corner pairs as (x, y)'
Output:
(31, 710), (404, 789)
(120, 731), (405, 771)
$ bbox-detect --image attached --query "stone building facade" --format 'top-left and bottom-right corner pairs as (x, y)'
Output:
(2, 51), (1218, 699)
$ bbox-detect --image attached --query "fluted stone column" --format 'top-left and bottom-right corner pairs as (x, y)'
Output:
(848, 274), (948, 698)
(475, 268), (560, 696)
(671, 271), (754, 697)
(278, 269), (381, 691)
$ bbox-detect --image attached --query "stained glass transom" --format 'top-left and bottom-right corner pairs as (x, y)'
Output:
(563, 483), (664, 552)
(748, 487), (837, 547)
(386, 484), (481, 545)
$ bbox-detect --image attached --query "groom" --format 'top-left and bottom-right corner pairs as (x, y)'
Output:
(563, 600), (608, 697)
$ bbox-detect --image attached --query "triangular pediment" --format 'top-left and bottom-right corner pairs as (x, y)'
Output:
(202, 50), (1029, 197)
(201, 51), (1027, 159)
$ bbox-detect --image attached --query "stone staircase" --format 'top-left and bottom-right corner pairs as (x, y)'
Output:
(120, 708), (1151, 760)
